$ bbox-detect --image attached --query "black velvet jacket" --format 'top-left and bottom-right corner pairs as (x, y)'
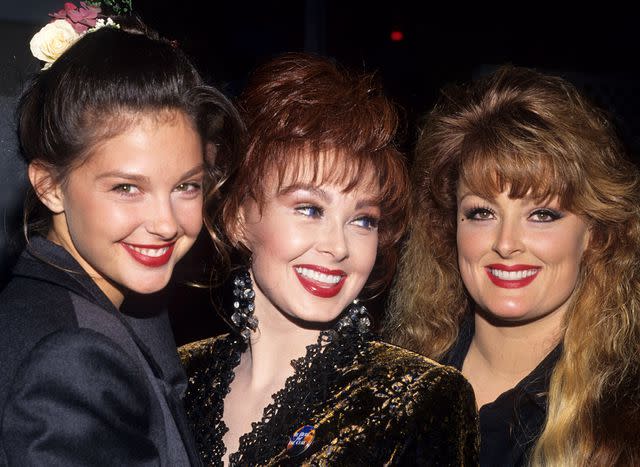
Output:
(180, 332), (479, 466)
(442, 315), (560, 467)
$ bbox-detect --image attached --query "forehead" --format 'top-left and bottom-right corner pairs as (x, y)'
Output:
(75, 111), (202, 177)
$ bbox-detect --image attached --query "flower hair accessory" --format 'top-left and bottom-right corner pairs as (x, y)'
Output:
(29, 2), (122, 70)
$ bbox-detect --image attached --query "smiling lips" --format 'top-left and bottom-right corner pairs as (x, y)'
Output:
(485, 263), (541, 289)
(294, 264), (346, 298)
(121, 242), (175, 267)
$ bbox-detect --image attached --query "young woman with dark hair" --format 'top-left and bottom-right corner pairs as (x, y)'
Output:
(180, 53), (479, 466)
(0, 9), (241, 466)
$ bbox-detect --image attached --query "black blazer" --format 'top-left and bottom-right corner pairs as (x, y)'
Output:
(0, 237), (200, 466)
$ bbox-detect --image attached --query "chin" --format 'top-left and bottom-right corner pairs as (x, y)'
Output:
(481, 307), (542, 326)
(128, 277), (171, 295)
(287, 307), (345, 327)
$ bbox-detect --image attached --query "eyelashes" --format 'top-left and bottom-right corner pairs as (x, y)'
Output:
(462, 205), (564, 223)
(111, 184), (140, 197)
(352, 215), (379, 230)
(295, 205), (323, 218)
(463, 206), (495, 221)
(110, 181), (203, 198)
(529, 208), (563, 222)
(294, 204), (379, 230)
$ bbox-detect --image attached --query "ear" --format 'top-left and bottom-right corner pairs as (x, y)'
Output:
(28, 161), (64, 213)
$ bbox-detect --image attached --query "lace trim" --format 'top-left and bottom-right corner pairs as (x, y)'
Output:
(194, 326), (371, 466)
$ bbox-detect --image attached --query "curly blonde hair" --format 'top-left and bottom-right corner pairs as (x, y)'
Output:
(385, 66), (640, 465)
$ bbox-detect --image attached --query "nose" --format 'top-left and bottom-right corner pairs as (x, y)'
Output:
(492, 217), (524, 258)
(146, 196), (179, 241)
(317, 219), (349, 261)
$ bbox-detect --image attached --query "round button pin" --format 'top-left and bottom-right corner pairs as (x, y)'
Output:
(287, 424), (316, 456)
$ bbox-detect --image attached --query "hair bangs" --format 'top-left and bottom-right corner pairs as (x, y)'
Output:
(274, 148), (390, 197)
(458, 136), (577, 209)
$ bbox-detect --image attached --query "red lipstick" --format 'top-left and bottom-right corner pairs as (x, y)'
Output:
(485, 263), (540, 289)
(121, 242), (175, 267)
(294, 264), (346, 298)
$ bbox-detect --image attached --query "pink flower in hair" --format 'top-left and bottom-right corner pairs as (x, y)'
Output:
(50, 2), (101, 33)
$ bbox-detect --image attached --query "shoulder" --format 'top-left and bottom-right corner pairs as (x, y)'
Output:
(0, 272), (77, 337)
(361, 340), (472, 392)
(3, 328), (152, 424)
(355, 340), (477, 428)
(0, 275), (78, 399)
(357, 341), (478, 462)
(1, 329), (160, 466)
(13, 327), (147, 386)
(178, 333), (233, 373)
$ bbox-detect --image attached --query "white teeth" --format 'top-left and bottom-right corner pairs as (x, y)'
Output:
(488, 268), (538, 280)
(128, 246), (170, 257)
(295, 267), (343, 284)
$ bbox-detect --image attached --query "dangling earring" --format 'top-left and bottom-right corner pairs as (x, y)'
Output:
(336, 298), (372, 335)
(230, 269), (258, 342)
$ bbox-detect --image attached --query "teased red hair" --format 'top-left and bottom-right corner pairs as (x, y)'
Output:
(217, 53), (410, 292)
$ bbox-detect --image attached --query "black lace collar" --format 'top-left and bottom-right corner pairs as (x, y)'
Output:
(189, 325), (372, 466)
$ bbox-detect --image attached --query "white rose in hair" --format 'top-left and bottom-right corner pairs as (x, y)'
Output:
(30, 19), (80, 69)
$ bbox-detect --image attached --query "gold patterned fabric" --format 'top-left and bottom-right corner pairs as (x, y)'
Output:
(180, 334), (479, 466)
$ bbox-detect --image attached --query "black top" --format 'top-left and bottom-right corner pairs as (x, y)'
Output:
(441, 315), (561, 467)
(0, 237), (200, 466)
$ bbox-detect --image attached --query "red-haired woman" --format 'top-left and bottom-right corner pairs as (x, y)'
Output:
(179, 53), (479, 466)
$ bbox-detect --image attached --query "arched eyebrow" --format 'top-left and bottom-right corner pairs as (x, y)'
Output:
(177, 164), (205, 181)
(279, 183), (379, 210)
(278, 184), (331, 203)
(95, 164), (205, 183)
(355, 198), (379, 210)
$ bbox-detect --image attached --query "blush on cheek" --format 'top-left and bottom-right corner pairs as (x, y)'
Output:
(178, 212), (203, 237)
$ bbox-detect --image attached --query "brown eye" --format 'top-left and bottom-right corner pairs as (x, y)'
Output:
(530, 209), (562, 222)
(174, 182), (201, 193)
(112, 184), (140, 195)
(465, 207), (495, 220)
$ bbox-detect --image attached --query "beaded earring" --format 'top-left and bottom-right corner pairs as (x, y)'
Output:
(230, 269), (258, 342)
(335, 299), (372, 335)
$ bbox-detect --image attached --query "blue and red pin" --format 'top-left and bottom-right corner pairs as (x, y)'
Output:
(287, 424), (316, 456)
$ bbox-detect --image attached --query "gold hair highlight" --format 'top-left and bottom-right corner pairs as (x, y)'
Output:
(385, 65), (640, 465)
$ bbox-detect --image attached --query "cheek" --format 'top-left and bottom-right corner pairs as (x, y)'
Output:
(530, 230), (584, 268)
(250, 217), (311, 261)
(65, 192), (137, 237)
(456, 226), (489, 295)
(362, 236), (379, 274)
(174, 199), (203, 237)
(456, 225), (485, 263)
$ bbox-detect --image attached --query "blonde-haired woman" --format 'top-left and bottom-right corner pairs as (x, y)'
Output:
(385, 65), (640, 466)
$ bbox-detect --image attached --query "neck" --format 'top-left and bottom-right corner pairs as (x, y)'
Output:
(471, 309), (563, 377)
(462, 307), (564, 407)
(240, 303), (321, 390)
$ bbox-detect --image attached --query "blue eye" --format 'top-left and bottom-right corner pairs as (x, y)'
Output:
(464, 207), (495, 220)
(295, 205), (323, 218)
(530, 208), (562, 222)
(352, 216), (379, 230)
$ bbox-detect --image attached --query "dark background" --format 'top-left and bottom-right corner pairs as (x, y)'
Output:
(2, 1), (639, 344)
